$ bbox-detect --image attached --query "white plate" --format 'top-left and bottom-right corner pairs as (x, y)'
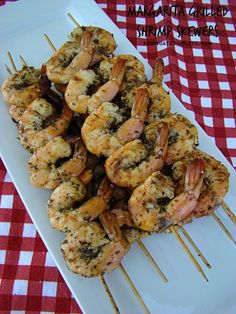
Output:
(0, 1), (236, 313)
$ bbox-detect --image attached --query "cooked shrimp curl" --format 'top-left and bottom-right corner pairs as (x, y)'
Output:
(46, 26), (117, 84)
(146, 113), (199, 165)
(46, 30), (94, 84)
(28, 136), (87, 189)
(120, 58), (171, 121)
(98, 54), (146, 109)
(65, 58), (126, 114)
(47, 176), (113, 232)
(61, 211), (130, 277)
(1, 66), (50, 121)
(81, 87), (149, 157)
(128, 159), (205, 232)
(171, 149), (229, 218)
(105, 122), (169, 188)
(18, 98), (73, 152)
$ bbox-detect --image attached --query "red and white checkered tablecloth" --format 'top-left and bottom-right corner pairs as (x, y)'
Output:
(0, 0), (235, 313)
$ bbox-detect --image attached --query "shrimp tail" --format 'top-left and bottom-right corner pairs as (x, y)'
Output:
(131, 87), (149, 120)
(168, 158), (205, 224)
(116, 87), (150, 145)
(151, 58), (164, 84)
(80, 30), (93, 53)
(97, 176), (114, 202)
(154, 122), (169, 157)
(78, 169), (93, 185)
(109, 58), (126, 86)
(185, 158), (205, 196)
(100, 211), (124, 241)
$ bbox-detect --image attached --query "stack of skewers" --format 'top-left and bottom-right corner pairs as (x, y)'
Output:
(1, 14), (235, 314)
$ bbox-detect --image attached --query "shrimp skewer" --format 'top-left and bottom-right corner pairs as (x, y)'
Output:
(2, 52), (50, 122)
(111, 208), (168, 282)
(171, 149), (229, 219)
(81, 87), (150, 157)
(46, 30), (94, 84)
(98, 54), (146, 110)
(45, 26), (117, 84)
(28, 136), (87, 189)
(145, 113), (199, 165)
(65, 58), (126, 114)
(128, 158), (209, 281)
(47, 176), (113, 232)
(105, 122), (169, 188)
(128, 159), (205, 232)
(18, 98), (73, 152)
(61, 211), (130, 277)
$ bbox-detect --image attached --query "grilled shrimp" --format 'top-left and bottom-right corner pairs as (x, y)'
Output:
(28, 136), (87, 189)
(47, 176), (113, 232)
(46, 30), (94, 84)
(128, 159), (205, 232)
(18, 98), (73, 152)
(105, 122), (169, 188)
(61, 211), (130, 277)
(81, 87), (149, 157)
(98, 54), (146, 108)
(171, 149), (229, 218)
(1, 66), (50, 121)
(65, 58), (126, 114)
(119, 58), (170, 121)
(146, 113), (199, 165)
(46, 26), (116, 84)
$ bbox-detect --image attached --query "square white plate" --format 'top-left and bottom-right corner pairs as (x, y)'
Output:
(0, 1), (236, 313)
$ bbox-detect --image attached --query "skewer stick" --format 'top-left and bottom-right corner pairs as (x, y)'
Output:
(5, 64), (12, 75)
(136, 239), (168, 283)
(44, 34), (57, 52)
(221, 201), (236, 227)
(67, 12), (80, 27)
(119, 264), (150, 314)
(7, 51), (17, 72)
(170, 226), (209, 282)
(19, 54), (27, 67)
(211, 212), (236, 244)
(98, 275), (120, 314)
(179, 226), (212, 269)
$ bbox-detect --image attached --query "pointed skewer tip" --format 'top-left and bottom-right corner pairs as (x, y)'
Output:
(7, 51), (17, 72)
(98, 274), (120, 314)
(67, 12), (80, 26)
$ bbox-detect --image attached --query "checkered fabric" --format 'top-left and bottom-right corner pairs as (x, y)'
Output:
(0, 0), (235, 313)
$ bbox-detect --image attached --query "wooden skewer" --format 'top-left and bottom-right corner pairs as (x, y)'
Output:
(67, 12), (80, 27)
(136, 239), (168, 283)
(211, 212), (236, 244)
(7, 51), (17, 72)
(119, 264), (150, 314)
(5, 64), (12, 75)
(221, 201), (236, 227)
(44, 34), (57, 52)
(179, 226), (212, 269)
(170, 226), (208, 282)
(98, 275), (120, 314)
(19, 54), (28, 67)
